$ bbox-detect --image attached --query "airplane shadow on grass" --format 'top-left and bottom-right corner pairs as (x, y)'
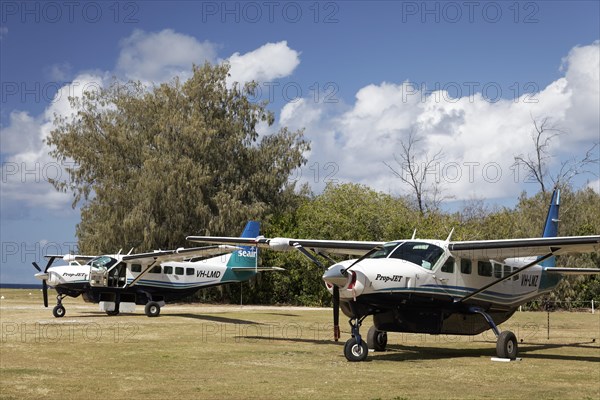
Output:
(69, 311), (262, 325)
(170, 313), (264, 325)
(233, 334), (599, 362)
(374, 341), (600, 363)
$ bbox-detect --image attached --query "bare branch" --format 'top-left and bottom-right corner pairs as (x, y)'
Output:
(513, 115), (598, 193)
(384, 129), (447, 214)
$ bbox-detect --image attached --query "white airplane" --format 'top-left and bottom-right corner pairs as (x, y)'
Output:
(33, 221), (281, 318)
(188, 189), (600, 361)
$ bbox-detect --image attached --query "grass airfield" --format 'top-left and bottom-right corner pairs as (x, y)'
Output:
(1, 289), (599, 400)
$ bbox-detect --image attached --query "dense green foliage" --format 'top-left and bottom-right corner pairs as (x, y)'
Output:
(48, 64), (308, 253)
(207, 183), (600, 309)
(48, 64), (599, 309)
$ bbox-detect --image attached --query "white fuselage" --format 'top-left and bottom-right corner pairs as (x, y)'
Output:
(325, 240), (552, 309)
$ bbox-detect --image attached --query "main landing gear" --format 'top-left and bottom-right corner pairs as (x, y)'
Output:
(471, 307), (518, 360)
(367, 326), (388, 352)
(52, 294), (67, 318)
(145, 301), (161, 317)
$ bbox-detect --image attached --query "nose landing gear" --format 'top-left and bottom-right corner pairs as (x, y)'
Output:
(52, 294), (67, 318)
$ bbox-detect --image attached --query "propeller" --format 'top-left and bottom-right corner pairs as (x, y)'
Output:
(332, 286), (340, 341)
(292, 244), (343, 341)
(294, 243), (383, 342)
(32, 257), (57, 308)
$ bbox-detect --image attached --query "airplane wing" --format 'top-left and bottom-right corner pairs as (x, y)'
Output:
(186, 235), (384, 256)
(45, 254), (96, 263)
(448, 235), (600, 260)
(122, 245), (239, 264)
(545, 267), (600, 275)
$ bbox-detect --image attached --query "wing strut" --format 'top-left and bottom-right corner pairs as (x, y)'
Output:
(457, 251), (556, 303)
(124, 259), (158, 289)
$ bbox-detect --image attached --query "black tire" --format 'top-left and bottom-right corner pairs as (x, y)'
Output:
(496, 331), (518, 359)
(344, 337), (369, 362)
(145, 301), (160, 317)
(53, 305), (66, 318)
(367, 326), (388, 352)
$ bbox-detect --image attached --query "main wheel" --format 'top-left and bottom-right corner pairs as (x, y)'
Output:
(53, 304), (66, 318)
(344, 337), (369, 362)
(367, 326), (388, 352)
(496, 331), (518, 359)
(145, 301), (160, 317)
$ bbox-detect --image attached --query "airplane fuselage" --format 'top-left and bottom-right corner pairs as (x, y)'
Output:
(325, 240), (562, 335)
(45, 256), (257, 307)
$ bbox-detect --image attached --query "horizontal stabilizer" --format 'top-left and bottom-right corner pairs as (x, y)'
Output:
(544, 267), (600, 275)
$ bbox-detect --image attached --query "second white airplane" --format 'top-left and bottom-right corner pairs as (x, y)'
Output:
(188, 189), (600, 361)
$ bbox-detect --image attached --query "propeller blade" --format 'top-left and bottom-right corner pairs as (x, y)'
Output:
(333, 286), (340, 342)
(42, 280), (48, 308)
(44, 256), (57, 272)
(32, 262), (42, 272)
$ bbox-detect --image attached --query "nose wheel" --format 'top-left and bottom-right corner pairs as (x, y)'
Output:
(344, 315), (369, 362)
(52, 294), (67, 318)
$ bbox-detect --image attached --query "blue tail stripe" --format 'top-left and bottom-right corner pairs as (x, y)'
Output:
(226, 221), (259, 268)
(540, 189), (560, 268)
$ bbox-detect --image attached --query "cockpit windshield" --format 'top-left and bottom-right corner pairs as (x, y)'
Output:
(368, 242), (403, 259)
(87, 256), (117, 269)
(387, 241), (445, 270)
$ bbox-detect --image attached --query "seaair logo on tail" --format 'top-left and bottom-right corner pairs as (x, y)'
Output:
(225, 221), (260, 269)
(237, 249), (257, 258)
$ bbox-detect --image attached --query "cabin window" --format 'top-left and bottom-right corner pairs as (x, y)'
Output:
(186, 267), (195, 276)
(163, 266), (173, 274)
(493, 263), (503, 278)
(131, 264), (142, 273)
(175, 267), (184, 275)
(478, 261), (492, 277)
(441, 257), (455, 273)
(460, 259), (472, 274)
(512, 266), (519, 281)
(149, 266), (162, 274)
(503, 265), (512, 278)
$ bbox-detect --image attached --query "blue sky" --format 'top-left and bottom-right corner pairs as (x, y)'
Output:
(1, 1), (599, 283)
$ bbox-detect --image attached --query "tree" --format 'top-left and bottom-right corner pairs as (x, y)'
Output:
(383, 129), (447, 215)
(513, 115), (598, 194)
(47, 63), (309, 254)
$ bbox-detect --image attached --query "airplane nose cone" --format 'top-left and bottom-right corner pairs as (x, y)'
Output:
(322, 264), (349, 287)
(34, 272), (48, 281)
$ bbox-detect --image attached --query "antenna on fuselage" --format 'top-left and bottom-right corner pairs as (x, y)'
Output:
(127, 248), (134, 255)
(411, 229), (417, 240)
(445, 228), (455, 242)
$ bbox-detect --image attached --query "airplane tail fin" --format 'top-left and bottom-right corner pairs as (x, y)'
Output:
(226, 221), (259, 269)
(540, 188), (560, 267)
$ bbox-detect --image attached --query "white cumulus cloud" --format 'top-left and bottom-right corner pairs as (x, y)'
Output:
(280, 42), (599, 201)
(227, 41), (300, 86)
(116, 29), (218, 83)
